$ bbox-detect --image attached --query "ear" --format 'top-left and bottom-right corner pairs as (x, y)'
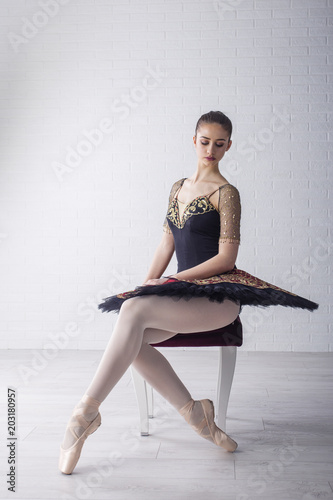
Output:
(193, 135), (197, 146)
(226, 139), (232, 152)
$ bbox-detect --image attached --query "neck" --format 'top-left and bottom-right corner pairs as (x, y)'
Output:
(191, 160), (222, 183)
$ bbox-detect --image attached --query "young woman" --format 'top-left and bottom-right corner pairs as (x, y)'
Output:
(59, 111), (318, 475)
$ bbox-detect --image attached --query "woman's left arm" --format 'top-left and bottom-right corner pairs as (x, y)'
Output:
(171, 241), (239, 281)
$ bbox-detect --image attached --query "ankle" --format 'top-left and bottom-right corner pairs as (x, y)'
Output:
(178, 398), (198, 426)
(81, 394), (101, 408)
(75, 394), (101, 421)
(178, 398), (194, 415)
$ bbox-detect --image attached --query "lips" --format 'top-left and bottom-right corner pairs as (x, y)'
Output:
(206, 157), (215, 160)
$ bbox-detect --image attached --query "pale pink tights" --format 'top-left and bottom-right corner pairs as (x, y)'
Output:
(62, 295), (240, 449)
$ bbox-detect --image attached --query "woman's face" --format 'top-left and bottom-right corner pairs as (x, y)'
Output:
(193, 122), (232, 166)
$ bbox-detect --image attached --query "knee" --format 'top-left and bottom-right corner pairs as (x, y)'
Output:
(118, 297), (149, 326)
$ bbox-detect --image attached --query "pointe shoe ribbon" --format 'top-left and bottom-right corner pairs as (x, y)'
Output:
(179, 398), (238, 452)
(59, 402), (101, 475)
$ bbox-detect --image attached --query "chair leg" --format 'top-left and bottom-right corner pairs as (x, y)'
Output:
(147, 385), (154, 419)
(216, 346), (237, 432)
(130, 366), (150, 436)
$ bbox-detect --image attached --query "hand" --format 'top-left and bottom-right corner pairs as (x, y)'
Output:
(142, 277), (170, 286)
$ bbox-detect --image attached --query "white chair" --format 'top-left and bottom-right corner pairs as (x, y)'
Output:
(131, 317), (243, 435)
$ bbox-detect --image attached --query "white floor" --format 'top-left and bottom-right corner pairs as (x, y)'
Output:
(0, 349), (332, 500)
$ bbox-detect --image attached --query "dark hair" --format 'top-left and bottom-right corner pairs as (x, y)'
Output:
(194, 110), (232, 140)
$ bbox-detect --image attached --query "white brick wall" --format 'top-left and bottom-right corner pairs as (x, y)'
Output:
(0, 0), (331, 352)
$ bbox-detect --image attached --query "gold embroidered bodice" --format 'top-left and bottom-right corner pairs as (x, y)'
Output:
(166, 196), (216, 230)
(163, 178), (241, 245)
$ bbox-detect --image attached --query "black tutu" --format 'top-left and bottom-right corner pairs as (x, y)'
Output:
(98, 268), (319, 314)
(99, 180), (319, 317)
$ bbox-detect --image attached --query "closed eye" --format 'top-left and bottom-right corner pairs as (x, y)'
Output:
(201, 141), (224, 148)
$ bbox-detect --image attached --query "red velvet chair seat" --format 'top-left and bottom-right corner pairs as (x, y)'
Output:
(151, 316), (243, 348)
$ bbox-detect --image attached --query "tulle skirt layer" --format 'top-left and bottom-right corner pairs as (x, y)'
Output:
(98, 268), (319, 314)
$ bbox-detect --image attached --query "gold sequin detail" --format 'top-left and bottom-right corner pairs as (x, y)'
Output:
(166, 197), (216, 229)
(115, 268), (299, 299)
(163, 179), (185, 233)
(163, 222), (172, 234)
(180, 269), (298, 296)
(218, 184), (241, 244)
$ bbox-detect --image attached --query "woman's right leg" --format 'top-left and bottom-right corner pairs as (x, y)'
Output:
(132, 329), (192, 410)
(131, 328), (238, 453)
(59, 296), (240, 472)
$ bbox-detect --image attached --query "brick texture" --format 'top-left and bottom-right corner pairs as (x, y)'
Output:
(1, 0), (331, 351)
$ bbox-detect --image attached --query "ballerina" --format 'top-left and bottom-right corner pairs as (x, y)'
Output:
(59, 110), (318, 475)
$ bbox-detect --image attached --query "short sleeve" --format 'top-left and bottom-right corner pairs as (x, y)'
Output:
(163, 179), (185, 234)
(218, 184), (241, 244)
(163, 217), (172, 234)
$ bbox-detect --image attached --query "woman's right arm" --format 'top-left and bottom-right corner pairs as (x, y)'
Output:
(143, 231), (175, 283)
(143, 179), (183, 284)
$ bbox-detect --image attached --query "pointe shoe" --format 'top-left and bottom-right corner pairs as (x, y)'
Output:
(179, 398), (238, 452)
(59, 400), (101, 474)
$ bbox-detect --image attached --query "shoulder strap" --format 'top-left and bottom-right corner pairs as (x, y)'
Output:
(207, 183), (230, 200)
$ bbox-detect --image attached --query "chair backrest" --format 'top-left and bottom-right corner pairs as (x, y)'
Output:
(150, 316), (243, 348)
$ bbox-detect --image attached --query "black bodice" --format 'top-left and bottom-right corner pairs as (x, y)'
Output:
(166, 197), (221, 273)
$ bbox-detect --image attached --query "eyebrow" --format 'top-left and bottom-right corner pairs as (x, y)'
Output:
(200, 136), (226, 141)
